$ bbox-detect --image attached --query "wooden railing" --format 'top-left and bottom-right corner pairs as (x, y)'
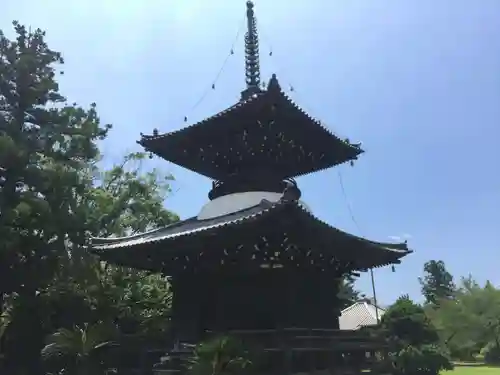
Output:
(119, 328), (388, 375)
(204, 327), (387, 351)
(200, 328), (388, 374)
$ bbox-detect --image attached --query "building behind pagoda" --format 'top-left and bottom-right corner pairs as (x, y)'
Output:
(91, 2), (411, 374)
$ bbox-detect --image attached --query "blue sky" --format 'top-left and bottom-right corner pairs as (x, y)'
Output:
(3, 0), (499, 304)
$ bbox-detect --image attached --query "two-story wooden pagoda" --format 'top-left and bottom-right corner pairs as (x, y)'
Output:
(91, 2), (411, 373)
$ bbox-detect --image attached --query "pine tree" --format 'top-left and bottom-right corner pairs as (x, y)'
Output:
(419, 260), (456, 305)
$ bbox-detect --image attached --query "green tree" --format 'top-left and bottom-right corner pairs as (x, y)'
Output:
(0, 20), (111, 296)
(0, 21), (111, 374)
(427, 276), (500, 361)
(0, 21), (178, 374)
(86, 151), (178, 238)
(337, 275), (362, 309)
(419, 260), (456, 305)
(71, 151), (178, 335)
(380, 295), (453, 375)
(35, 152), (178, 374)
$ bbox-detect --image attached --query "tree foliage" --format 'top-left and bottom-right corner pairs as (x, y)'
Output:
(380, 295), (453, 375)
(0, 21), (178, 375)
(188, 336), (253, 375)
(87, 151), (178, 238)
(427, 276), (500, 361)
(337, 275), (362, 309)
(0, 151), (179, 373)
(0, 21), (111, 298)
(419, 260), (456, 305)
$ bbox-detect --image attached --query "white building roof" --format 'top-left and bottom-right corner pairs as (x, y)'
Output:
(339, 301), (385, 330)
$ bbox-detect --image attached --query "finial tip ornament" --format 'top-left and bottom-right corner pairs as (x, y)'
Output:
(246, 1), (254, 8)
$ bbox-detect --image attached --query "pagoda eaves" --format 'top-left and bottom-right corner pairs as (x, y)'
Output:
(140, 76), (363, 181)
(92, 197), (410, 276)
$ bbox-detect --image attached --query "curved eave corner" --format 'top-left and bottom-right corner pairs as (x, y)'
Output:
(373, 242), (413, 259)
(294, 200), (411, 255)
(137, 92), (265, 143)
(270, 76), (365, 156)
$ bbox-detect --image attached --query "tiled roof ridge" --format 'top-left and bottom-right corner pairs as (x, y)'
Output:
(90, 198), (285, 250)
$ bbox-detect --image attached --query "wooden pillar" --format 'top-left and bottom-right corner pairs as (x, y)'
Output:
(169, 276), (180, 341)
(281, 327), (292, 375)
(284, 271), (294, 373)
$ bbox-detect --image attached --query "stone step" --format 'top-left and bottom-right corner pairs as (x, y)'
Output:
(153, 370), (182, 375)
(152, 344), (195, 374)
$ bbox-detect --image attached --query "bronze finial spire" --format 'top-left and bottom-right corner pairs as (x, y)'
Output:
(241, 1), (262, 100)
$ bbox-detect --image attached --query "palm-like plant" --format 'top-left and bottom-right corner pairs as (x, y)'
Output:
(0, 307), (12, 363)
(187, 335), (252, 375)
(41, 321), (117, 375)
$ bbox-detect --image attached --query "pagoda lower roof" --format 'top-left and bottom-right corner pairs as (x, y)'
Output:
(90, 198), (411, 274)
(139, 75), (363, 181)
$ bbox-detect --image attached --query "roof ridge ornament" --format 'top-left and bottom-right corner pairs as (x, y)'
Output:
(267, 73), (281, 92)
(241, 1), (263, 100)
(280, 178), (301, 202)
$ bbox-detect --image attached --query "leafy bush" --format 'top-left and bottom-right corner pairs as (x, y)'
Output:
(390, 344), (453, 375)
(381, 295), (453, 375)
(188, 335), (253, 375)
(383, 296), (440, 346)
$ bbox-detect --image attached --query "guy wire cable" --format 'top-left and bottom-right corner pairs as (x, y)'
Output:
(338, 168), (380, 323)
(257, 23), (351, 142)
(182, 12), (246, 124)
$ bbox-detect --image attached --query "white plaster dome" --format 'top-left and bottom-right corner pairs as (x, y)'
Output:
(197, 191), (311, 220)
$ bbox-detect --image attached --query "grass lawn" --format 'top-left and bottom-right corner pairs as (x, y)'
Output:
(444, 363), (500, 375)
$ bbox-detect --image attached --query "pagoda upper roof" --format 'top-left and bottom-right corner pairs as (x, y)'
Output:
(139, 75), (363, 181)
(90, 196), (411, 275)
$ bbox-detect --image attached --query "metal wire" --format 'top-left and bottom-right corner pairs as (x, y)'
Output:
(184, 13), (246, 121)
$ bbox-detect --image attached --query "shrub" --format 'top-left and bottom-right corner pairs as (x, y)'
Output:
(187, 335), (253, 375)
(391, 344), (453, 375)
(381, 295), (453, 375)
